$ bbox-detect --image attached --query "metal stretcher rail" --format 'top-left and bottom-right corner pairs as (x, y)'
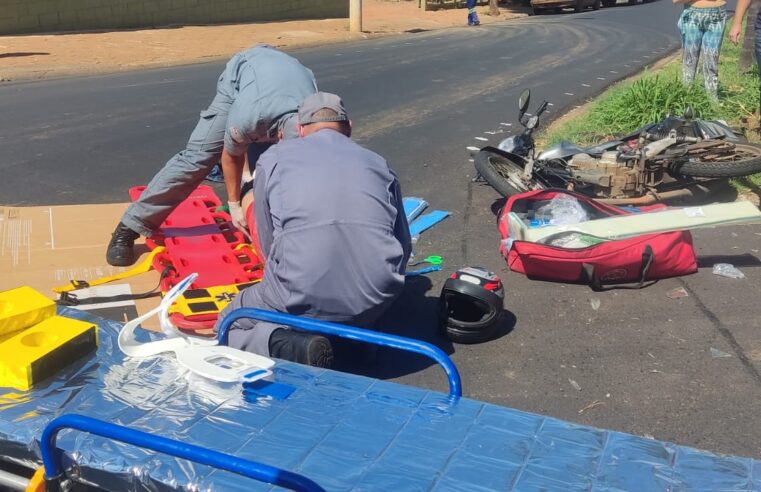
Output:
(217, 308), (463, 397)
(40, 414), (325, 492)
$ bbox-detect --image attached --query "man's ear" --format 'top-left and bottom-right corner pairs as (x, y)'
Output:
(277, 129), (285, 141)
(347, 119), (353, 138)
(297, 123), (305, 138)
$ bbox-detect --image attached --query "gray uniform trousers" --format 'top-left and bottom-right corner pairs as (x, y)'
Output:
(218, 283), (280, 357)
(120, 93), (269, 237)
(218, 283), (391, 357)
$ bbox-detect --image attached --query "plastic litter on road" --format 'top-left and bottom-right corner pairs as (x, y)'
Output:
(667, 287), (690, 299)
(402, 196), (428, 222)
(710, 347), (733, 358)
(712, 263), (746, 279)
(409, 210), (451, 236)
(405, 265), (442, 277)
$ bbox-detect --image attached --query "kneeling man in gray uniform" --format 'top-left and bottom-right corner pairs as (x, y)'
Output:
(215, 92), (412, 367)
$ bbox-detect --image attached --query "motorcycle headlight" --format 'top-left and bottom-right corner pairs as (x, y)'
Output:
(497, 136), (517, 153)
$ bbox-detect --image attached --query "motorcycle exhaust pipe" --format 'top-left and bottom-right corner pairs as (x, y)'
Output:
(597, 187), (698, 205)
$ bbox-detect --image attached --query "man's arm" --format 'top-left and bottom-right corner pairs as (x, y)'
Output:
(730, 0), (753, 43)
(221, 147), (250, 237)
(221, 148), (246, 203)
(223, 100), (256, 234)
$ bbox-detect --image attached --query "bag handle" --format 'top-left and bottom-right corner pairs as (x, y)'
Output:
(581, 245), (656, 291)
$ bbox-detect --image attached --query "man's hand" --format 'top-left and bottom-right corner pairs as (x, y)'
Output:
(729, 22), (743, 44)
(228, 201), (252, 241)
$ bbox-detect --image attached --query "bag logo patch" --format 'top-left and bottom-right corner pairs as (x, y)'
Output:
(601, 268), (628, 281)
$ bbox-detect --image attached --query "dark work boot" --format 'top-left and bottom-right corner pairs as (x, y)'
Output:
(106, 222), (140, 267)
(268, 329), (334, 368)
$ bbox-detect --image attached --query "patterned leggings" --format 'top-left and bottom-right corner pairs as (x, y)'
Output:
(467, 0), (480, 25)
(677, 6), (726, 99)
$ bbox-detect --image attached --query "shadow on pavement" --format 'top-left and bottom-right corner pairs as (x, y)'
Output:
(0, 52), (49, 58)
(697, 253), (761, 268)
(333, 275), (451, 379)
(0, 51), (50, 58)
(333, 273), (519, 383)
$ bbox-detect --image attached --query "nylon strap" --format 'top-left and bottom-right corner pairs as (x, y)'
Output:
(52, 247), (166, 293)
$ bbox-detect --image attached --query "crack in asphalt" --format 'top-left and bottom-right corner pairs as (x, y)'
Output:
(678, 279), (761, 387)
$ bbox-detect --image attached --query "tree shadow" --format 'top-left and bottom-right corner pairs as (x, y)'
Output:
(0, 52), (49, 59)
(733, 176), (761, 206)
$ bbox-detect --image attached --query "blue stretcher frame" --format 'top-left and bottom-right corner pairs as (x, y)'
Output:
(40, 414), (324, 492)
(2, 308), (760, 491)
(216, 308), (463, 397)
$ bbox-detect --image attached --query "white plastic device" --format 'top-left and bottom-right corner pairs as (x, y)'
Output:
(117, 273), (275, 384)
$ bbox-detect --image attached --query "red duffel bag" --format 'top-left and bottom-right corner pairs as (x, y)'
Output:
(498, 189), (698, 290)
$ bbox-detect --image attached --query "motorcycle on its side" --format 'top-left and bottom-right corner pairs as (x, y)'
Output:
(474, 89), (761, 205)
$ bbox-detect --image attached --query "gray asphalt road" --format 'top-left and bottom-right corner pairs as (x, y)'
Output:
(3, 0), (760, 458)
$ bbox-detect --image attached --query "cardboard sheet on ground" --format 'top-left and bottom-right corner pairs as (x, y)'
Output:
(0, 203), (162, 329)
(512, 201), (761, 243)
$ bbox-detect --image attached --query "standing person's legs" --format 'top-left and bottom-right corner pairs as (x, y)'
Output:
(700, 7), (727, 99)
(466, 0), (480, 25)
(678, 8), (703, 86)
(107, 92), (234, 266)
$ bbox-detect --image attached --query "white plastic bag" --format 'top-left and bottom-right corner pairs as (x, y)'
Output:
(536, 195), (588, 225)
(712, 263), (745, 279)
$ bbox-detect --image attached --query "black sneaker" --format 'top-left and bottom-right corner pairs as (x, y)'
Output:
(269, 328), (334, 368)
(106, 222), (140, 267)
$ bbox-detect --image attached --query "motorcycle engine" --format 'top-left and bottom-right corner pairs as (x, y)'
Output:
(568, 151), (639, 198)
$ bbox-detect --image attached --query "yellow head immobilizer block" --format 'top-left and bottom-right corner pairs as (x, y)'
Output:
(0, 316), (98, 390)
(0, 286), (56, 337)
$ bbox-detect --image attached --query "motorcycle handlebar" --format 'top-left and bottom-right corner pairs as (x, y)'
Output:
(536, 101), (549, 117)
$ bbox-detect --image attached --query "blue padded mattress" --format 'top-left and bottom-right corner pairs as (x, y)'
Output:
(0, 308), (759, 491)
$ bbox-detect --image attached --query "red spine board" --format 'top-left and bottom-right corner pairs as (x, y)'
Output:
(129, 185), (264, 329)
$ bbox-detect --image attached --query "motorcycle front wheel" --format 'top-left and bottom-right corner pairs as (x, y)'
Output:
(475, 149), (536, 197)
(676, 142), (761, 178)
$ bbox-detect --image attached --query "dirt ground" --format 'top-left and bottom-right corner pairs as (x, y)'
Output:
(0, 0), (527, 82)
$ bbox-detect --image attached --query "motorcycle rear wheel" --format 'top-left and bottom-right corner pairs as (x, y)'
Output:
(475, 150), (536, 197)
(676, 142), (761, 178)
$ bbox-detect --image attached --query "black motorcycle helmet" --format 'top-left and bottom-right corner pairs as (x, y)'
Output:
(439, 267), (504, 344)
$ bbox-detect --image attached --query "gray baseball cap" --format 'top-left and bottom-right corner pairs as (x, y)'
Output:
(298, 92), (349, 125)
(277, 113), (300, 140)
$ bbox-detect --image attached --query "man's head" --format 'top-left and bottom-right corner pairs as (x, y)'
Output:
(297, 92), (352, 137)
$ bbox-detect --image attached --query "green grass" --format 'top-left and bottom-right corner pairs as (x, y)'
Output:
(540, 26), (761, 190)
